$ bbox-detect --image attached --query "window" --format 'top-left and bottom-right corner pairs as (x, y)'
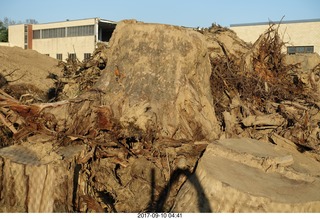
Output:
(33, 30), (41, 39)
(68, 53), (77, 61)
(296, 47), (305, 53)
(24, 34), (28, 44)
(24, 25), (28, 46)
(305, 46), (314, 53)
(32, 25), (95, 39)
(287, 46), (314, 54)
(287, 47), (296, 54)
(42, 27), (66, 39)
(56, 54), (63, 60)
(67, 25), (94, 37)
(84, 53), (91, 60)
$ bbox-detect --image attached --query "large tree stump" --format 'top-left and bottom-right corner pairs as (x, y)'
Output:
(172, 138), (320, 212)
(0, 135), (85, 212)
(0, 20), (223, 212)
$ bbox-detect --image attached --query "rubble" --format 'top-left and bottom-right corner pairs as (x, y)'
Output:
(0, 20), (319, 212)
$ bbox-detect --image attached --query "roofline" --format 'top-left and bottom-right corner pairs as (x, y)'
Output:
(98, 18), (118, 24)
(8, 17), (117, 26)
(230, 18), (320, 27)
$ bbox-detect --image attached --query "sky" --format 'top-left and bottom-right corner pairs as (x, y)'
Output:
(1, 0), (319, 27)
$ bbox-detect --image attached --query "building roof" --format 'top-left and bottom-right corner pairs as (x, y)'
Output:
(230, 18), (320, 27)
(9, 17), (117, 26)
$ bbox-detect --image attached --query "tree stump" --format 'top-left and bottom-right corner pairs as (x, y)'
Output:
(0, 135), (85, 212)
(172, 138), (320, 212)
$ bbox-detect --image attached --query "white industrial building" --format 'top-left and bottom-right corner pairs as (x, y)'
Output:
(7, 18), (116, 61)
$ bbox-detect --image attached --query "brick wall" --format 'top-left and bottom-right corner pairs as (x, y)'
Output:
(27, 24), (33, 49)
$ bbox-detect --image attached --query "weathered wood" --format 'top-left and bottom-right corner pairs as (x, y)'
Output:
(242, 113), (285, 127)
(0, 137), (85, 212)
(270, 133), (298, 150)
(172, 139), (320, 212)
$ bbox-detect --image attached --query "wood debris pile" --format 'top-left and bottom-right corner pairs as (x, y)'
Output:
(0, 21), (319, 213)
(208, 24), (320, 151)
(46, 43), (110, 101)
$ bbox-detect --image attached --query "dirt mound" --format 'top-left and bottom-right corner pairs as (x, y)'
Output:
(0, 20), (319, 213)
(0, 46), (62, 101)
(0, 46), (63, 147)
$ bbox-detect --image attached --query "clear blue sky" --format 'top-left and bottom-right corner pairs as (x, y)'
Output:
(1, 0), (319, 27)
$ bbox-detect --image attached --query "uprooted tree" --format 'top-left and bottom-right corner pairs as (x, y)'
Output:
(0, 20), (319, 212)
(207, 23), (319, 149)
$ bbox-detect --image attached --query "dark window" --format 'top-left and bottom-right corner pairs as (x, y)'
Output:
(42, 27), (66, 38)
(67, 25), (94, 37)
(24, 25), (28, 47)
(33, 30), (41, 39)
(287, 47), (296, 54)
(305, 46), (314, 53)
(68, 53), (77, 61)
(84, 53), (91, 60)
(287, 46), (314, 54)
(56, 54), (63, 60)
(296, 47), (305, 53)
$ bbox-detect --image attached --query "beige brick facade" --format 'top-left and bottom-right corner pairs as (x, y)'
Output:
(230, 19), (320, 54)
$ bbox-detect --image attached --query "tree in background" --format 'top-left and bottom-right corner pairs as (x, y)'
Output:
(0, 17), (38, 42)
(0, 21), (8, 42)
(25, 19), (38, 25)
(0, 17), (17, 42)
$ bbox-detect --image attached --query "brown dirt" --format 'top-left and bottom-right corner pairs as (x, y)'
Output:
(0, 46), (63, 101)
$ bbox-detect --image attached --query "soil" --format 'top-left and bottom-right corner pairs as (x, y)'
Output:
(0, 46), (62, 101)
